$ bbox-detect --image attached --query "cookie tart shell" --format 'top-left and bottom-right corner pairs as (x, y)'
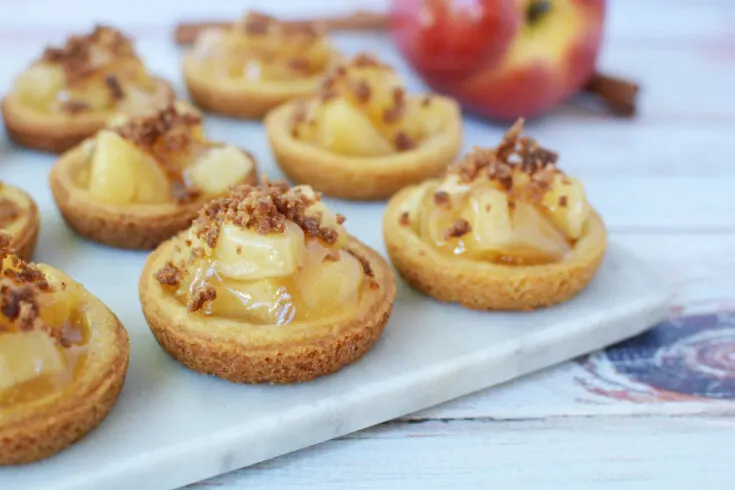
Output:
(0, 272), (130, 465)
(1, 183), (40, 261)
(383, 184), (608, 311)
(1, 77), (174, 154)
(265, 96), (463, 200)
(139, 235), (396, 384)
(49, 144), (258, 250)
(183, 57), (326, 119)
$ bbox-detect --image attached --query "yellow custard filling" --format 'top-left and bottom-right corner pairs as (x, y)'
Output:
(400, 120), (591, 266)
(290, 53), (447, 157)
(190, 12), (337, 83)
(155, 182), (372, 325)
(73, 103), (255, 206)
(11, 25), (164, 115)
(0, 248), (89, 408)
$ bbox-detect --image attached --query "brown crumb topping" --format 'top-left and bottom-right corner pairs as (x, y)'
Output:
(113, 104), (205, 202)
(347, 249), (375, 278)
(399, 212), (411, 226)
(115, 104), (201, 148)
(316, 52), (393, 99)
(449, 118), (561, 196)
(155, 182), (377, 303)
(394, 131), (415, 152)
(444, 219), (472, 240)
(433, 191), (450, 208)
(61, 100), (90, 113)
(187, 283), (216, 312)
(155, 262), (182, 287)
(558, 196), (568, 207)
(0, 233), (70, 345)
(190, 181), (343, 249)
(105, 74), (125, 100)
(287, 57), (311, 74)
(382, 87), (406, 124)
(239, 11), (321, 39)
(352, 79), (372, 103)
(41, 25), (135, 85)
(0, 197), (20, 227)
(352, 52), (386, 69)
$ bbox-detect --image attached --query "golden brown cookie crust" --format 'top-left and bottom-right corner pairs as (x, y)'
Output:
(0, 183), (40, 262)
(0, 275), (130, 465)
(139, 234), (396, 384)
(383, 184), (608, 311)
(49, 144), (259, 250)
(265, 96), (463, 200)
(183, 56), (326, 119)
(1, 77), (174, 154)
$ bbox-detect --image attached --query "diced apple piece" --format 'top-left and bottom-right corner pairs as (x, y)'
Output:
(344, 67), (404, 124)
(0, 331), (65, 393)
(393, 97), (445, 144)
(461, 185), (513, 252)
(460, 187), (570, 263)
(67, 79), (116, 111)
(419, 186), (465, 251)
(88, 130), (171, 205)
(208, 277), (295, 325)
(419, 178), (474, 248)
(434, 174), (472, 199)
(213, 221), (305, 280)
(35, 265), (81, 330)
(541, 175), (591, 240)
(293, 240), (363, 312)
(316, 98), (394, 157)
(185, 146), (253, 195)
(14, 64), (65, 108)
(305, 200), (349, 247)
(192, 28), (228, 59)
(398, 181), (435, 232)
(509, 201), (572, 263)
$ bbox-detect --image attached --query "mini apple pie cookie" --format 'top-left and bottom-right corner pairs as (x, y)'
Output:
(183, 12), (340, 119)
(265, 53), (463, 200)
(0, 182), (39, 261)
(50, 103), (259, 250)
(2, 25), (175, 153)
(139, 181), (396, 384)
(383, 120), (606, 310)
(0, 236), (129, 465)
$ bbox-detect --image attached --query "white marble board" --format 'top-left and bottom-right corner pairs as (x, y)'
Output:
(0, 40), (669, 490)
(1, 123), (669, 490)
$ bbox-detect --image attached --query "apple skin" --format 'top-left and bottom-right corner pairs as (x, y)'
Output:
(389, 0), (606, 121)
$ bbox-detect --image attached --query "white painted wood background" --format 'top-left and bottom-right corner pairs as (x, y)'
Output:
(2, 0), (735, 488)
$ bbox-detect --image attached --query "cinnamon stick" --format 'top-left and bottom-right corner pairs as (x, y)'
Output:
(583, 72), (640, 117)
(174, 11), (388, 45)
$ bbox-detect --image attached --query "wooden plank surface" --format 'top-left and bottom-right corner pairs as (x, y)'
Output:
(0, 0), (733, 488)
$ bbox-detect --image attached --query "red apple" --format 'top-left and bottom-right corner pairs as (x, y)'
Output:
(389, 0), (606, 120)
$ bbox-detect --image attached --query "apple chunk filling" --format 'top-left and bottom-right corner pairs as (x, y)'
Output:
(76, 104), (255, 206)
(403, 119), (591, 266)
(155, 182), (374, 325)
(290, 53), (446, 156)
(12, 25), (163, 115)
(0, 244), (89, 407)
(191, 11), (336, 83)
